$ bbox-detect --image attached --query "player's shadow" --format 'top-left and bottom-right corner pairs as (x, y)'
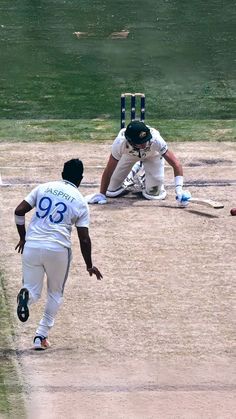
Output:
(185, 209), (220, 218)
(95, 194), (221, 218)
(0, 346), (76, 359)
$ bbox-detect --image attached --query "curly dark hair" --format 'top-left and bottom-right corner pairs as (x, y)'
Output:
(62, 158), (84, 185)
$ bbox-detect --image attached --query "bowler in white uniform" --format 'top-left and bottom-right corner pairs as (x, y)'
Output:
(15, 158), (103, 350)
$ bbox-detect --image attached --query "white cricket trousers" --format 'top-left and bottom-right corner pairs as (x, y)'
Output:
(22, 245), (71, 338)
(108, 154), (165, 192)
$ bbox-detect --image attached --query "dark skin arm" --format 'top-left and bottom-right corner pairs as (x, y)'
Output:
(76, 226), (103, 280)
(15, 200), (33, 254)
(100, 154), (119, 195)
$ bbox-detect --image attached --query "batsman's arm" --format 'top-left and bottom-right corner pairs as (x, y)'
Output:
(100, 154), (118, 195)
(76, 227), (103, 280)
(162, 149), (183, 177)
(162, 149), (189, 204)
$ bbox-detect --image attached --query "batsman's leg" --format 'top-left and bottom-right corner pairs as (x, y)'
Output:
(107, 155), (139, 197)
(142, 156), (166, 200)
(122, 161), (144, 188)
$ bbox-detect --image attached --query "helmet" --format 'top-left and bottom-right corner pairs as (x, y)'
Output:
(125, 120), (152, 144)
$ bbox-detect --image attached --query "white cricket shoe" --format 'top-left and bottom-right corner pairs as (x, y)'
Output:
(106, 187), (127, 197)
(33, 336), (50, 350)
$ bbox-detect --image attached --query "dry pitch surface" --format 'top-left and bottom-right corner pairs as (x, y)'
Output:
(0, 141), (236, 419)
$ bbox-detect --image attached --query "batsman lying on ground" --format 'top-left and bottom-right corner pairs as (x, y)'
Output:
(86, 120), (191, 206)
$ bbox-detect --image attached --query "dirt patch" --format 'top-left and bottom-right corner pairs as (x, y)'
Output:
(211, 129), (233, 137)
(0, 141), (236, 419)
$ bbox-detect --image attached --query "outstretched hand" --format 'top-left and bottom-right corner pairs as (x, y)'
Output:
(85, 193), (107, 205)
(15, 239), (26, 254)
(87, 266), (103, 280)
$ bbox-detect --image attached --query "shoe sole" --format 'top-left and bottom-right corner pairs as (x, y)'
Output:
(34, 345), (47, 351)
(17, 288), (29, 322)
(142, 190), (167, 200)
(106, 187), (128, 197)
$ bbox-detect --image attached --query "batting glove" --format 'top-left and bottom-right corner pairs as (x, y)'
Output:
(85, 193), (107, 205)
(175, 189), (191, 207)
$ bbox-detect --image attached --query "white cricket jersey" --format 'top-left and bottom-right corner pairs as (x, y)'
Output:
(24, 180), (89, 250)
(111, 127), (168, 160)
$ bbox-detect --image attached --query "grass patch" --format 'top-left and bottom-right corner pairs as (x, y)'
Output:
(0, 271), (25, 418)
(0, 119), (235, 143)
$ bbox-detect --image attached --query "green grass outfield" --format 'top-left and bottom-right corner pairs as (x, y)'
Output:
(0, 119), (235, 142)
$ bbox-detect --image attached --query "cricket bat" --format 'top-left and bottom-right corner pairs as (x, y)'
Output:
(188, 197), (224, 209)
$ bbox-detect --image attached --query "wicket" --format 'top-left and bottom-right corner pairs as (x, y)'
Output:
(120, 93), (145, 128)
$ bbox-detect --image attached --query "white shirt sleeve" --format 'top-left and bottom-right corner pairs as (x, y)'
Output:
(150, 128), (168, 155)
(75, 202), (90, 228)
(111, 129), (127, 161)
(24, 185), (40, 208)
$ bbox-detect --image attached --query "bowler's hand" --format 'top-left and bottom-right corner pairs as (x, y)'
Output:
(87, 266), (103, 280)
(15, 239), (25, 254)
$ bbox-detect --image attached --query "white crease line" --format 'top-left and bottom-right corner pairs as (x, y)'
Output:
(1, 181), (236, 188)
(1, 165), (236, 170)
(0, 165), (105, 169)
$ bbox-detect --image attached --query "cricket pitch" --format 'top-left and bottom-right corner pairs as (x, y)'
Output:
(0, 141), (236, 418)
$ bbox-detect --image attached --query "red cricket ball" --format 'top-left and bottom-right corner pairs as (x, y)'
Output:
(230, 208), (236, 216)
